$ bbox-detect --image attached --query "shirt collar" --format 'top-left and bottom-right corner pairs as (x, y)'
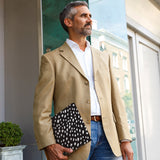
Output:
(66, 38), (90, 51)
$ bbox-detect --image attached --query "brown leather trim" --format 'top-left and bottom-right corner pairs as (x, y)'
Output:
(91, 116), (102, 122)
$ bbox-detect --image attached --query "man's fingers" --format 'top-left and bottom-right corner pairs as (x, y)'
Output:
(58, 147), (73, 160)
(126, 150), (134, 160)
(122, 151), (126, 160)
(62, 147), (73, 154)
(58, 153), (69, 160)
(120, 142), (133, 160)
(44, 144), (73, 160)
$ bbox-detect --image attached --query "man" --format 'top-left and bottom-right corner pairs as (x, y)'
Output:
(33, 1), (133, 160)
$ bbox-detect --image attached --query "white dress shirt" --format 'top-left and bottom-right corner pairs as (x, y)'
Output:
(66, 39), (101, 116)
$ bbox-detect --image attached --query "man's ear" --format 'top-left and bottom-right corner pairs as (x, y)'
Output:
(64, 18), (73, 28)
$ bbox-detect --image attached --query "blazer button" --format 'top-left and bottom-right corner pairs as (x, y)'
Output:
(86, 119), (90, 124)
(87, 100), (90, 104)
(85, 81), (88, 85)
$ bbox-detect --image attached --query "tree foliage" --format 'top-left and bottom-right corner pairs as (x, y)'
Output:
(122, 92), (134, 120)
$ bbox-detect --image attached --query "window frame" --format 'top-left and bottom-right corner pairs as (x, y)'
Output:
(127, 18), (160, 160)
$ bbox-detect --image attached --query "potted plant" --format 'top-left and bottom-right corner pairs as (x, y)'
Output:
(0, 122), (26, 160)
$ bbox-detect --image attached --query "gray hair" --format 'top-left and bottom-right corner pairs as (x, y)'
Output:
(59, 1), (88, 33)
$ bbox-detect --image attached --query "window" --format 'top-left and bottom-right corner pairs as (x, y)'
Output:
(112, 52), (119, 68)
(116, 77), (121, 90)
(128, 28), (160, 160)
(124, 75), (130, 91)
(89, 1), (138, 159)
(100, 42), (106, 51)
(123, 57), (128, 71)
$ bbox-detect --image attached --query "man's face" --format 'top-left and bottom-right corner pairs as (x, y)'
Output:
(70, 6), (92, 37)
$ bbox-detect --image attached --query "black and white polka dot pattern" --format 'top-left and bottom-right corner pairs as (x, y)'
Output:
(52, 103), (91, 150)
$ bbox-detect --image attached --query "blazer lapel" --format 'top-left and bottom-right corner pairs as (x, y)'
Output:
(91, 47), (101, 81)
(59, 42), (87, 79)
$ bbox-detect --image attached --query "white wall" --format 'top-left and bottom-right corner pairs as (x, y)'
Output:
(4, 0), (41, 159)
(126, 0), (160, 39)
(0, 0), (5, 122)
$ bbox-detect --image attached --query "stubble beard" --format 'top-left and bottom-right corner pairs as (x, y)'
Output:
(80, 24), (92, 36)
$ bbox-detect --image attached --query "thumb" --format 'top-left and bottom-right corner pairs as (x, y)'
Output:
(62, 147), (73, 154)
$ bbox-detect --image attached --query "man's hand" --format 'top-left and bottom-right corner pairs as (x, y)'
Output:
(44, 144), (73, 160)
(120, 141), (133, 160)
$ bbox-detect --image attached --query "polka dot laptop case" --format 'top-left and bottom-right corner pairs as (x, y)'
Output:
(52, 103), (91, 151)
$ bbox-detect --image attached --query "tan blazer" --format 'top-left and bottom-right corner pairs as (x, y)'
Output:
(33, 42), (131, 160)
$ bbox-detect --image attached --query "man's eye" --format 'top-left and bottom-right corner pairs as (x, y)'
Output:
(81, 14), (86, 17)
(81, 14), (91, 18)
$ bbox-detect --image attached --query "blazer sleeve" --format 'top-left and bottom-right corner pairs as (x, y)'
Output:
(33, 55), (56, 150)
(108, 54), (132, 142)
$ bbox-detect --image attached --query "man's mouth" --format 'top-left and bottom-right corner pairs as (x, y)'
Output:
(84, 23), (92, 28)
(84, 24), (92, 29)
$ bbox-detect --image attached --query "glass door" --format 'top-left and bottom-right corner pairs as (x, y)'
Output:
(89, 0), (138, 159)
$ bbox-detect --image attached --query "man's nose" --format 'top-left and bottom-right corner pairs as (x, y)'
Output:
(87, 16), (92, 24)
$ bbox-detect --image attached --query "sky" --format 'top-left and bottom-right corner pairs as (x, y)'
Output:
(89, 0), (128, 40)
